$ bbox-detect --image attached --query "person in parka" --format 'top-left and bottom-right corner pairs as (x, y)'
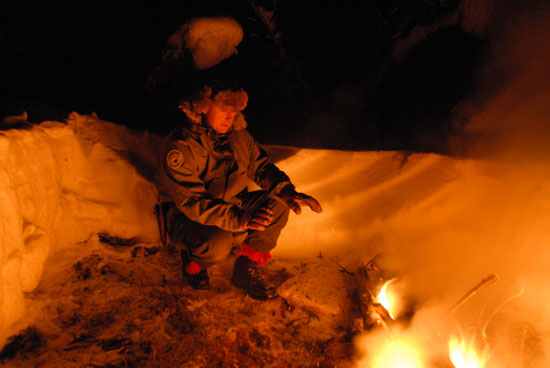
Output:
(158, 80), (322, 300)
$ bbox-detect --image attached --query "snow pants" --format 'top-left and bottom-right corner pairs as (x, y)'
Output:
(165, 191), (290, 268)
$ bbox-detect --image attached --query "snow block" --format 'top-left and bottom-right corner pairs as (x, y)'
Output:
(166, 17), (243, 70)
(0, 116), (160, 347)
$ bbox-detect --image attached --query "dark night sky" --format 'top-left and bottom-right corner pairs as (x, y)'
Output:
(0, 0), (486, 151)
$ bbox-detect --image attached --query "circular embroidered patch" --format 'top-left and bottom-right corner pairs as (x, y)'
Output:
(166, 149), (184, 169)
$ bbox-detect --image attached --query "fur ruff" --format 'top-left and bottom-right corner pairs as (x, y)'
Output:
(179, 86), (248, 130)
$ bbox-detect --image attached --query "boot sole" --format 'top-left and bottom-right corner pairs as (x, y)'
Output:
(189, 282), (210, 290)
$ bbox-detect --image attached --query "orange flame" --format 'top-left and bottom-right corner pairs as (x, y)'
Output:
(376, 278), (397, 319)
(369, 337), (424, 368)
(448, 335), (489, 368)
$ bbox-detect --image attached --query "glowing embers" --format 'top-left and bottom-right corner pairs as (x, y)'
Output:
(448, 334), (489, 368)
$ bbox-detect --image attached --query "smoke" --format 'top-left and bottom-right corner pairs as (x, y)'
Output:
(451, 0), (550, 162)
(449, 3), (550, 362)
(350, 3), (550, 366)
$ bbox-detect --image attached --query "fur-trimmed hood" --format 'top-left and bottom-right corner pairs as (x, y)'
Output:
(178, 84), (248, 131)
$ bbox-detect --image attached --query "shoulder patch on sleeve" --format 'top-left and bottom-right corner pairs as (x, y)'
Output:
(166, 149), (185, 170)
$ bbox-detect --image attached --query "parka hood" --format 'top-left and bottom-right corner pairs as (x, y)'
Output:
(178, 83), (248, 131)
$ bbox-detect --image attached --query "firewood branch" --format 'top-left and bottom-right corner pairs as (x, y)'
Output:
(442, 273), (500, 320)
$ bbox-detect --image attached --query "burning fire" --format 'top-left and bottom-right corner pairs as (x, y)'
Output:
(370, 337), (424, 368)
(448, 335), (489, 368)
(376, 278), (398, 319)
(359, 278), (427, 368)
(360, 274), (497, 368)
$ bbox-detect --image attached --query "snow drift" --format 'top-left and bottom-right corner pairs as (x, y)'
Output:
(0, 113), (159, 346)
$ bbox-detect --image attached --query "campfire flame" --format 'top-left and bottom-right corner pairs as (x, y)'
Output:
(369, 335), (424, 368)
(358, 278), (427, 367)
(448, 335), (489, 368)
(376, 278), (397, 319)
(359, 271), (501, 368)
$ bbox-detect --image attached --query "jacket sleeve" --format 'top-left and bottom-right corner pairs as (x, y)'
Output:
(244, 131), (295, 196)
(159, 139), (244, 231)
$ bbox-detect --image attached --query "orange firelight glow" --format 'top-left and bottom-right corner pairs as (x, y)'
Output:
(448, 335), (489, 368)
(377, 278), (398, 319)
(369, 337), (425, 368)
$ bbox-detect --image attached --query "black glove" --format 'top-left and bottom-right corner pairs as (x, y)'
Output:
(279, 185), (323, 215)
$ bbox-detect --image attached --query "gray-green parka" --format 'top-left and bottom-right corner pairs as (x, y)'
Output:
(158, 120), (294, 232)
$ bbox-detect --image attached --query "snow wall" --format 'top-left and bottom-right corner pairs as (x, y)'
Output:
(0, 113), (160, 345)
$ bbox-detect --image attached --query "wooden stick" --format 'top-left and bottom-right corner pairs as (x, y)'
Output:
(355, 261), (396, 331)
(442, 273), (500, 320)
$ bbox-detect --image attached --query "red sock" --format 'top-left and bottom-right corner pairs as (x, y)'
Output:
(237, 244), (272, 266)
(185, 261), (203, 274)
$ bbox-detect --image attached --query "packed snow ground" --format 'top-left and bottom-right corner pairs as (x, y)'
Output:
(1, 114), (549, 367)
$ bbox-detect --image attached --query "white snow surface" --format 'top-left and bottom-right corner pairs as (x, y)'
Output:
(0, 113), (160, 346)
(1, 113), (550, 366)
(165, 17), (243, 70)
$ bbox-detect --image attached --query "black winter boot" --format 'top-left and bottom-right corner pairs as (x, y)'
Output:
(231, 256), (278, 300)
(181, 250), (209, 290)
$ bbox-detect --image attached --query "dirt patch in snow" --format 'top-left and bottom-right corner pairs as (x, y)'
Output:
(2, 237), (359, 367)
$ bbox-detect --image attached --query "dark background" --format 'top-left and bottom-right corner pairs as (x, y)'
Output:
(0, 0), (487, 151)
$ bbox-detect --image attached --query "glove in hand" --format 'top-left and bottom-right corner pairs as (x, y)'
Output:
(239, 206), (274, 231)
(279, 186), (323, 215)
